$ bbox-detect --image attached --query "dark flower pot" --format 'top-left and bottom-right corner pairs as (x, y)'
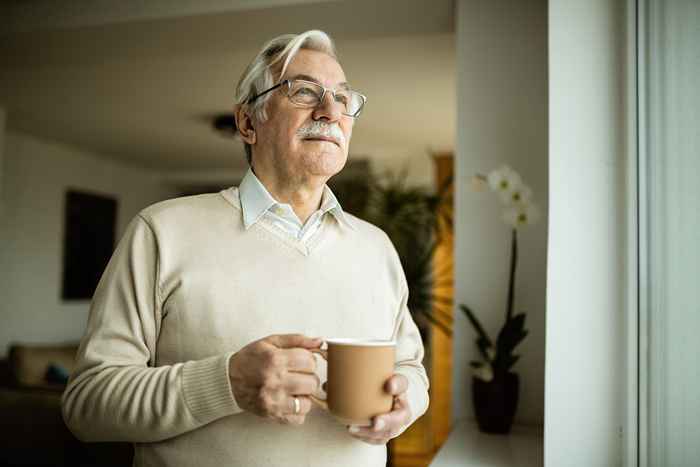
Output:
(472, 372), (519, 434)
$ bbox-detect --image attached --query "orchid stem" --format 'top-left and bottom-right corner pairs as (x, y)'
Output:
(506, 228), (518, 322)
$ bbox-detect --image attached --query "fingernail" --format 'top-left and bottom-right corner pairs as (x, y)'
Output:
(374, 419), (385, 431)
(349, 425), (360, 433)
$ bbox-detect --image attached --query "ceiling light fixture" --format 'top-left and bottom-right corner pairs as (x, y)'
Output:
(212, 113), (237, 138)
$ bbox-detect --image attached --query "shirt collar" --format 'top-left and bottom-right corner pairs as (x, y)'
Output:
(238, 167), (355, 231)
(318, 183), (356, 231)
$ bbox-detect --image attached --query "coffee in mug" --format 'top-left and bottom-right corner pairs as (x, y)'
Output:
(310, 338), (396, 426)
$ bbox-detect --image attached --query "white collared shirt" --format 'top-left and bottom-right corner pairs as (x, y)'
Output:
(238, 167), (354, 243)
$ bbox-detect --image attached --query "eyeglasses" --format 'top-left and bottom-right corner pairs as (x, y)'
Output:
(248, 79), (367, 118)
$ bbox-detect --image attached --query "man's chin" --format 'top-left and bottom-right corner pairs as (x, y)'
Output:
(303, 153), (347, 179)
(302, 138), (342, 150)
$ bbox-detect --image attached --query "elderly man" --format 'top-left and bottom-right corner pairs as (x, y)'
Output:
(62, 30), (428, 467)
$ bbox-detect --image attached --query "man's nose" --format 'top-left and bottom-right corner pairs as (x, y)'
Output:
(312, 91), (343, 122)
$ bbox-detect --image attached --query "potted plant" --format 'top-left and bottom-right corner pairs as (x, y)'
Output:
(460, 165), (540, 434)
(329, 166), (454, 343)
(361, 167), (454, 341)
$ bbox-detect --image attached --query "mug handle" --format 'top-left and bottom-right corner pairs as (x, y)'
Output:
(308, 348), (329, 411)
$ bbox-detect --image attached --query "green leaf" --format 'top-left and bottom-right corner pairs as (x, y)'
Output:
(419, 310), (453, 337)
(513, 330), (528, 349)
(357, 168), (456, 344)
(476, 337), (492, 362)
(460, 304), (493, 347)
(496, 313), (528, 354)
(510, 313), (527, 332)
(506, 355), (520, 370)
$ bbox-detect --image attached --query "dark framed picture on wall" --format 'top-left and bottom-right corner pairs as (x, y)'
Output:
(61, 189), (118, 300)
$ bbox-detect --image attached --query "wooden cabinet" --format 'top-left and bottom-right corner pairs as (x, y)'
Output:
(389, 153), (454, 467)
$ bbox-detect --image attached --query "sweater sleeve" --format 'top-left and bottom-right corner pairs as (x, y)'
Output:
(392, 280), (430, 432)
(61, 215), (243, 443)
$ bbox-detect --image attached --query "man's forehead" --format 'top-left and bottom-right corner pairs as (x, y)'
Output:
(281, 49), (348, 87)
(286, 73), (350, 90)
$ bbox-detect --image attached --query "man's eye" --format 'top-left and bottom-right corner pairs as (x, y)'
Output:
(334, 93), (349, 105)
(296, 87), (317, 96)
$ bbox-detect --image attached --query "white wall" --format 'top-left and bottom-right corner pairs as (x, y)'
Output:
(545, 0), (628, 465)
(453, 0), (548, 426)
(368, 148), (437, 189)
(0, 130), (175, 357)
(156, 152), (424, 194)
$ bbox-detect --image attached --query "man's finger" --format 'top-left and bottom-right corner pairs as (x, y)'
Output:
(268, 334), (323, 350)
(348, 424), (379, 437)
(393, 392), (409, 410)
(348, 404), (410, 438)
(384, 374), (409, 395)
(348, 423), (391, 445)
(372, 405), (410, 433)
(286, 396), (312, 416)
(281, 348), (318, 373)
(283, 372), (320, 396)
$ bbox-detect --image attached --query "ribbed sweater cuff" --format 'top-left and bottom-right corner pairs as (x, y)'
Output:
(394, 368), (429, 427)
(182, 352), (242, 424)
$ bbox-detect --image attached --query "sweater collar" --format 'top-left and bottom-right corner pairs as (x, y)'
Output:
(238, 167), (355, 231)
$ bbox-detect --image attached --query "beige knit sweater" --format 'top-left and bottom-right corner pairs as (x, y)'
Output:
(61, 187), (429, 467)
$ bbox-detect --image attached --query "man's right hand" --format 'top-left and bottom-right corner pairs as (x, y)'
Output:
(228, 334), (323, 425)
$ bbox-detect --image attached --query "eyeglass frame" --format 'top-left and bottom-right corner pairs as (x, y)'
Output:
(247, 79), (367, 118)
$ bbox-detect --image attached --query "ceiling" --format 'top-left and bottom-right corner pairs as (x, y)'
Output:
(0, 0), (456, 170)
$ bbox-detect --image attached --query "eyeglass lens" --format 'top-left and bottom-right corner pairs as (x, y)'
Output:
(287, 80), (364, 116)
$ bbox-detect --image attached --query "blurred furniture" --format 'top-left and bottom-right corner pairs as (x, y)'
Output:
(0, 343), (133, 466)
(389, 153), (454, 467)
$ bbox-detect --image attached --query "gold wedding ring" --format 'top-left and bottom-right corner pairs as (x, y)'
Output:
(293, 396), (301, 415)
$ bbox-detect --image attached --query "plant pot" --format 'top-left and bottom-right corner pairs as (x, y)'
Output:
(472, 371), (519, 434)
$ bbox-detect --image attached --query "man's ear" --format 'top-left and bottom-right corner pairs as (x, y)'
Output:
(235, 105), (257, 145)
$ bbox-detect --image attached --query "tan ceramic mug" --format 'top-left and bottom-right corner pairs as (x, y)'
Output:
(310, 338), (396, 426)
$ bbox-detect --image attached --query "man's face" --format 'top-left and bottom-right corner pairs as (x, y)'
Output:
(253, 49), (354, 185)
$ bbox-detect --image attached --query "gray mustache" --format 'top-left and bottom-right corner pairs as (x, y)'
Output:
(296, 121), (345, 146)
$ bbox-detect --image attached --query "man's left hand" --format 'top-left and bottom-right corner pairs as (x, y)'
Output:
(347, 374), (412, 445)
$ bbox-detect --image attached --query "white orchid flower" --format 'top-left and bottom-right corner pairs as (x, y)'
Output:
(473, 362), (494, 382)
(470, 175), (489, 192)
(500, 184), (533, 206)
(487, 165), (522, 195)
(503, 203), (541, 228)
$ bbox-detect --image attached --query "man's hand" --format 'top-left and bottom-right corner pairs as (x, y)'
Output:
(347, 374), (412, 444)
(228, 334), (323, 425)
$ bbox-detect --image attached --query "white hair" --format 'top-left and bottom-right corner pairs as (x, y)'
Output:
(235, 30), (339, 164)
